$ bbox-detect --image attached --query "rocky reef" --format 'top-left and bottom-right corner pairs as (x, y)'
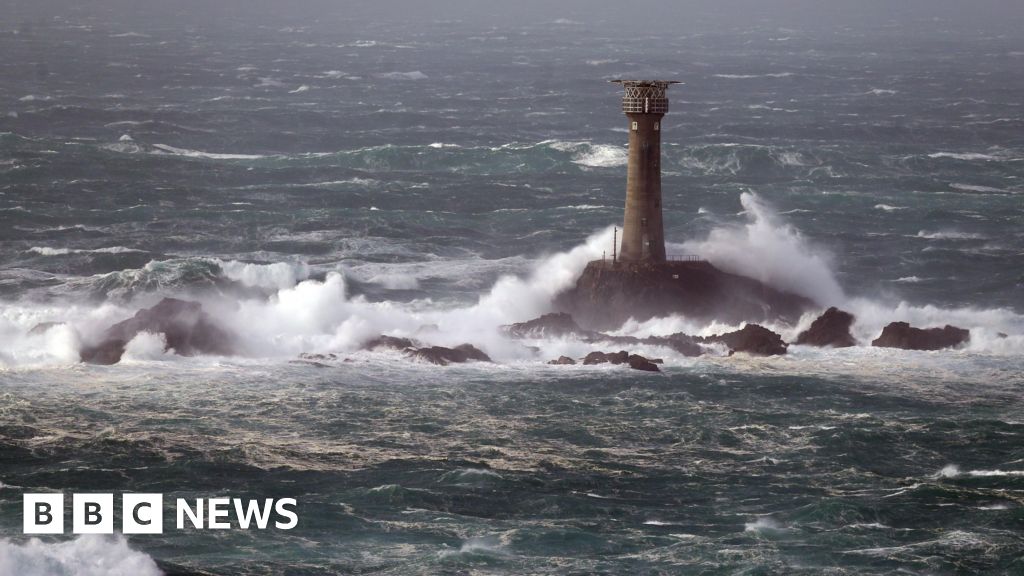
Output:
(795, 307), (857, 348)
(554, 260), (814, 331)
(872, 322), (970, 351)
(79, 297), (235, 364)
(363, 335), (492, 366)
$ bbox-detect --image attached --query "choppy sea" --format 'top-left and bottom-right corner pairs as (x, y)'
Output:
(1, 3), (1022, 574)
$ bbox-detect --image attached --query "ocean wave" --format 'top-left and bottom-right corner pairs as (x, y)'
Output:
(376, 71), (429, 81)
(2, 195), (1022, 371)
(874, 204), (907, 211)
(949, 183), (1010, 194)
(0, 535), (161, 576)
(150, 143), (264, 160)
(29, 246), (145, 256)
(916, 230), (985, 240)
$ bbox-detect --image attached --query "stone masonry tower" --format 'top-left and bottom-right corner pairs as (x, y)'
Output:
(612, 80), (679, 263)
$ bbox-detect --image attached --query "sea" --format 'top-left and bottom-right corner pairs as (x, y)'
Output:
(1, 2), (1023, 574)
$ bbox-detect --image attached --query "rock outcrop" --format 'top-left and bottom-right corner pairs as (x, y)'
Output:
(79, 298), (235, 365)
(503, 312), (594, 339)
(361, 335), (491, 366)
(795, 307), (857, 348)
(506, 313), (705, 357)
(555, 260), (814, 331)
(627, 354), (661, 372)
(579, 350), (661, 372)
(871, 322), (970, 351)
(700, 324), (788, 356)
(548, 355), (576, 365)
(407, 344), (491, 366)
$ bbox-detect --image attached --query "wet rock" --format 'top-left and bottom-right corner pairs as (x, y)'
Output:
(503, 312), (594, 339)
(298, 353), (337, 361)
(407, 344), (491, 366)
(290, 359), (330, 368)
(79, 298), (235, 365)
(362, 335), (491, 366)
(871, 322), (970, 350)
(363, 335), (417, 351)
(582, 350), (661, 371)
(627, 354), (660, 372)
(548, 355), (576, 365)
(795, 307), (856, 348)
(555, 260), (814, 331)
(700, 324), (788, 356)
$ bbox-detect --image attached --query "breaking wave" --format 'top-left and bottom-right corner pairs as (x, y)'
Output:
(1, 194), (1021, 370)
(0, 535), (162, 576)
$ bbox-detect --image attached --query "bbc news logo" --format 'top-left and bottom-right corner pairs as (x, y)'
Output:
(23, 494), (298, 534)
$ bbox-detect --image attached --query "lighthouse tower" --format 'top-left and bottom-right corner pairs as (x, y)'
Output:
(611, 80), (679, 263)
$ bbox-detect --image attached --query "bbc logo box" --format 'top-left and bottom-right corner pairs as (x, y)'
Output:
(24, 493), (163, 535)
(23, 493), (297, 533)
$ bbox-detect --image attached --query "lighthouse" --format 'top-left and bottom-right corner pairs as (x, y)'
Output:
(554, 79), (813, 329)
(611, 80), (679, 263)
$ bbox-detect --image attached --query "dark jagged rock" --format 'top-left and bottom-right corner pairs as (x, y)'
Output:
(582, 350), (661, 371)
(299, 353), (337, 361)
(503, 312), (594, 339)
(548, 355), (576, 365)
(607, 350), (629, 365)
(627, 354), (660, 372)
(452, 343), (491, 362)
(555, 260), (815, 331)
(363, 335), (417, 351)
(408, 344), (491, 366)
(795, 307), (857, 348)
(700, 324), (788, 356)
(361, 335), (491, 366)
(871, 322), (970, 351)
(79, 297), (235, 365)
(582, 350), (632, 365)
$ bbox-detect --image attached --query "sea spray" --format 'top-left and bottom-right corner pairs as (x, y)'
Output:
(678, 192), (845, 306)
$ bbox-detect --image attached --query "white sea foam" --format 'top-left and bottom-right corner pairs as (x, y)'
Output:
(376, 71), (428, 81)
(874, 204), (907, 211)
(949, 183), (1009, 194)
(122, 331), (173, 361)
(151, 144), (264, 160)
(29, 246), (144, 256)
(217, 260), (309, 291)
(929, 152), (1000, 161)
(0, 534), (161, 576)
(549, 141), (628, 168)
(744, 517), (785, 532)
(916, 230), (985, 240)
(288, 85), (311, 94)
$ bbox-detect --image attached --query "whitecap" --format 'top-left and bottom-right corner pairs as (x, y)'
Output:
(151, 143), (264, 160)
(0, 534), (161, 576)
(376, 71), (428, 81)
